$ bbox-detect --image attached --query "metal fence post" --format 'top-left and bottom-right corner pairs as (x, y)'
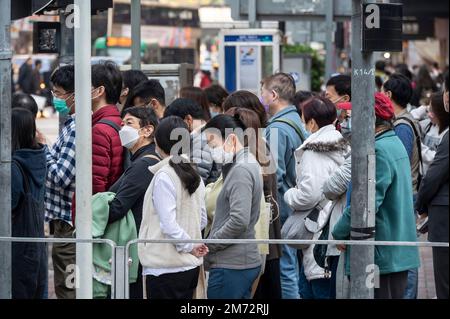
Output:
(131, 0), (141, 70)
(350, 0), (376, 299)
(0, 0), (11, 300)
(74, 0), (93, 299)
(114, 247), (126, 299)
(59, 8), (75, 131)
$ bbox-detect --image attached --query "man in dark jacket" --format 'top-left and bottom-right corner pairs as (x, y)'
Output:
(18, 58), (34, 94)
(164, 98), (221, 185)
(415, 72), (449, 299)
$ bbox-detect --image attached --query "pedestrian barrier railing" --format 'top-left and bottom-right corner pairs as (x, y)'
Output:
(123, 238), (449, 299)
(1, 237), (448, 299)
(0, 237), (117, 299)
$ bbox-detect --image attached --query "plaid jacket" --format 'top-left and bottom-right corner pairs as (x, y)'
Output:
(44, 115), (76, 224)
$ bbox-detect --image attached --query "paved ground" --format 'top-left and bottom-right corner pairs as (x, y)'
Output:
(36, 116), (438, 300)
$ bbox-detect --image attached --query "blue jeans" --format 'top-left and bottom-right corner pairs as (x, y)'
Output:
(208, 267), (261, 299)
(280, 244), (300, 299)
(404, 194), (419, 299)
(404, 268), (419, 299)
(299, 263), (332, 299)
(328, 256), (340, 299)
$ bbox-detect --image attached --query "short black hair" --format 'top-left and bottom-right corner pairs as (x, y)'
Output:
(383, 73), (413, 109)
(92, 60), (123, 105)
(51, 65), (75, 93)
(121, 106), (159, 130)
(35, 59), (42, 67)
(376, 60), (386, 72)
(302, 97), (337, 129)
(12, 93), (38, 118)
(164, 98), (206, 121)
(326, 75), (352, 100)
(293, 91), (314, 117)
(124, 79), (166, 110)
(204, 85), (229, 108)
(395, 63), (413, 81)
(122, 70), (148, 91)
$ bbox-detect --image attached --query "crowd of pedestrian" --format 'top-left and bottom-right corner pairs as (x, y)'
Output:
(10, 59), (449, 300)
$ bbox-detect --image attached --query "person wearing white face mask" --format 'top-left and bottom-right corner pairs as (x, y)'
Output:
(203, 114), (264, 299)
(107, 107), (160, 299)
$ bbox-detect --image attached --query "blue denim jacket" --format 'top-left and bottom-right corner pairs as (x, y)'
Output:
(265, 105), (308, 223)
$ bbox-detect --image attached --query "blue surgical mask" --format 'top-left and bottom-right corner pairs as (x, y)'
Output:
(54, 96), (72, 115)
(341, 117), (352, 138)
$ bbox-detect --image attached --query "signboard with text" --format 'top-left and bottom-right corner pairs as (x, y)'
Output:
(362, 3), (403, 52)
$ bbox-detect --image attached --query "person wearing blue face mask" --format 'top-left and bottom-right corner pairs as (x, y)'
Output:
(40, 65), (78, 299)
(53, 91), (75, 116)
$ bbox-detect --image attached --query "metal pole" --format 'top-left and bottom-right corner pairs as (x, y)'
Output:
(249, 0), (260, 29)
(131, 0), (141, 70)
(59, 9), (75, 131)
(107, 8), (114, 38)
(325, 0), (335, 79)
(0, 0), (11, 300)
(74, 0), (93, 299)
(350, 0), (376, 299)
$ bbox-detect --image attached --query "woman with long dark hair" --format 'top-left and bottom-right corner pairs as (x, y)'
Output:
(203, 114), (263, 299)
(11, 108), (47, 299)
(138, 116), (208, 299)
(224, 107), (282, 299)
(223, 90), (268, 128)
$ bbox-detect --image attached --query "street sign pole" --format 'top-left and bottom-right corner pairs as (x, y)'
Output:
(59, 8), (75, 131)
(74, 0), (93, 299)
(131, 0), (141, 70)
(0, 0), (12, 299)
(350, 0), (376, 299)
(325, 0), (335, 79)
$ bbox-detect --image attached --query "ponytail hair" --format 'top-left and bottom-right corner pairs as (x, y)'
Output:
(169, 157), (201, 195)
(155, 116), (201, 195)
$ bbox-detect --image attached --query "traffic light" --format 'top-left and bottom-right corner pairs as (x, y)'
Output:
(12, 0), (113, 20)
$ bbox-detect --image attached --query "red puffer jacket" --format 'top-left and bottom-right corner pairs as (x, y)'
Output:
(91, 105), (124, 194)
(72, 105), (124, 224)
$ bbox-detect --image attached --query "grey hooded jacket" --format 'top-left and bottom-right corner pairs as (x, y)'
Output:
(205, 148), (263, 270)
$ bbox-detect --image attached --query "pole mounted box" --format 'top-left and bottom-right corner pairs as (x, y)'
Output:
(33, 21), (60, 54)
(12, 0), (113, 20)
(362, 3), (403, 52)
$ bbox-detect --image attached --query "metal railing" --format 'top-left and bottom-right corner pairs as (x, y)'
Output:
(0, 237), (117, 299)
(1, 237), (448, 299)
(124, 238), (449, 299)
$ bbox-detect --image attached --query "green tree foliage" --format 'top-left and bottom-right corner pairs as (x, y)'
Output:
(283, 44), (325, 93)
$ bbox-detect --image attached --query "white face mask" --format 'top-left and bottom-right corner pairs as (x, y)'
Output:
(210, 136), (234, 164)
(119, 126), (141, 149)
